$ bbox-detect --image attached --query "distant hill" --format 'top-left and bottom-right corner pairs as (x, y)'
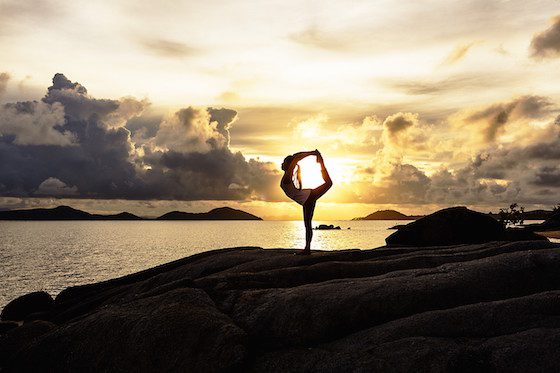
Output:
(157, 207), (262, 221)
(354, 210), (421, 220)
(0, 205), (262, 221)
(0, 206), (142, 220)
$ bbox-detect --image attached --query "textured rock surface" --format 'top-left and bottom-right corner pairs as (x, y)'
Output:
(386, 206), (546, 246)
(2, 240), (560, 372)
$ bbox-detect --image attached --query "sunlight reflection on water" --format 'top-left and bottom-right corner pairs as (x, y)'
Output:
(0, 220), (400, 305)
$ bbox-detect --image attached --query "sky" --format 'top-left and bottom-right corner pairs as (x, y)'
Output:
(1, 0), (560, 219)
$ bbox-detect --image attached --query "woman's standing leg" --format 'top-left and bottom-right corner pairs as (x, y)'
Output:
(301, 199), (316, 254)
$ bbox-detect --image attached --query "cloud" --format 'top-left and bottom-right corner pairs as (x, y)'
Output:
(387, 73), (511, 96)
(289, 25), (349, 51)
(139, 38), (198, 58)
(442, 41), (479, 65)
(0, 73), (281, 202)
(0, 0), (63, 36)
(0, 100), (75, 146)
(35, 177), (78, 196)
(532, 166), (560, 186)
(208, 107), (238, 146)
(530, 15), (560, 58)
(0, 72), (9, 97)
(152, 107), (229, 153)
(383, 112), (418, 138)
(454, 95), (554, 142)
(359, 163), (431, 204)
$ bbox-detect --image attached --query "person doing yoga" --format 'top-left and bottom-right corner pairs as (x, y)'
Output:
(280, 149), (333, 255)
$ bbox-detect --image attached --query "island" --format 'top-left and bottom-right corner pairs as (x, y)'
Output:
(0, 206), (262, 221)
(156, 207), (262, 220)
(0, 206), (142, 220)
(353, 209), (422, 220)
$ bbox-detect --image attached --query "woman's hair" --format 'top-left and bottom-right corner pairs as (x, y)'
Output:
(281, 155), (294, 171)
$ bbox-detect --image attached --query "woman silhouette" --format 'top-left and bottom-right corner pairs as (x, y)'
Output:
(281, 150), (333, 255)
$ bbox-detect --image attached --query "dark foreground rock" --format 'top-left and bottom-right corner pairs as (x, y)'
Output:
(525, 211), (560, 232)
(2, 240), (560, 372)
(386, 206), (546, 246)
(0, 291), (54, 321)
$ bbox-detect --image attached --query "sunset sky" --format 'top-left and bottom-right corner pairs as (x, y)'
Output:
(1, 0), (560, 219)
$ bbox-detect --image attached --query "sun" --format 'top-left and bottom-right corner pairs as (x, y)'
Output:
(295, 156), (326, 189)
(293, 155), (351, 190)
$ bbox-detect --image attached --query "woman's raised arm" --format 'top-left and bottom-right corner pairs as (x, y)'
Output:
(291, 150), (319, 164)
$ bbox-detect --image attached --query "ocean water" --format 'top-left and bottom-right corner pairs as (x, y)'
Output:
(0, 220), (404, 307)
(2, 220), (556, 308)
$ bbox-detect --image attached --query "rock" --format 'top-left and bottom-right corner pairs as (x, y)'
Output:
(385, 206), (547, 247)
(0, 321), (55, 366)
(3, 241), (560, 371)
(6, 288), (247, 372)
(389, 224), (408, 230)
(0, 321), (18, 334)
(1, 291), (54, 321)
(315, 224), (341, 230)
(504, 227), (548, 241)
(525, 211), (560, 232)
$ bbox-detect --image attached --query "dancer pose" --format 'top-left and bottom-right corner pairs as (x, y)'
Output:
(280, 150), (333, 255)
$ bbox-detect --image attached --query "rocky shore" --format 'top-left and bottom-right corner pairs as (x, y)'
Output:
(2, 238), (560, 371)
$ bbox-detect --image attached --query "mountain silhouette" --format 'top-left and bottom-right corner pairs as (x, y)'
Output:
(0, 206), (142, 220)
(354, 209), (422, 220)
(157, 207), (262, 220)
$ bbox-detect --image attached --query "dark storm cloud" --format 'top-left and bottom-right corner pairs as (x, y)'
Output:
(533, 166), (560, 186)
(0, 72), (9, 97)
(139, 38), (198, 58)
(208, 107), (238, 145)
(0, 74), (280, 201)
(125, 113), (162, 140)
(140, 147), (282, 201)
(360, 164), (431, 204)
(530, 15), (560, 58)
(461, 95), (553, 141)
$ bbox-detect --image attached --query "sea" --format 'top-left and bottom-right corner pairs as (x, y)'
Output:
(1, 220), (556, 308)
(0, 220), (401, 307)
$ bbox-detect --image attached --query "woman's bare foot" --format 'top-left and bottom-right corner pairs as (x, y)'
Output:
(296, 248), (311, 255)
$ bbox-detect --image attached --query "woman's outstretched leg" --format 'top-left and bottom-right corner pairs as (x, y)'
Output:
(299, 199), (316, 255)
(310, 155), (333, 200)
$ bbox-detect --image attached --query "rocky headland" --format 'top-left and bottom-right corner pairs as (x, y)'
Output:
(1, 207), (560, 372)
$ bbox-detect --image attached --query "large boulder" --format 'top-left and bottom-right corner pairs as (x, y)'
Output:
(385, 206), (545, 247)
(6, 288), (247, 372)
(1, 291), (54, 321)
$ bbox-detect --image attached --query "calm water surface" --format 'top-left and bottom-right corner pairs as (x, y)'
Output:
(0, 220), (403, 306)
